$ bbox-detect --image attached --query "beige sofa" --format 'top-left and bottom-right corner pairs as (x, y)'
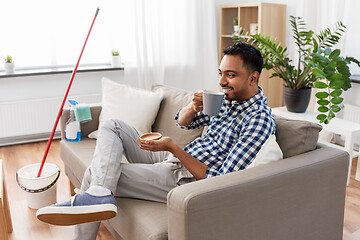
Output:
(60, 85), (349, 240)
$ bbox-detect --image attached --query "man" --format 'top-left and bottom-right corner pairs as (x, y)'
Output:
(36, 42), (276, 239)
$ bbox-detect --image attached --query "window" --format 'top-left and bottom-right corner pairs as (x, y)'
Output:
(0, 0), (125, 69)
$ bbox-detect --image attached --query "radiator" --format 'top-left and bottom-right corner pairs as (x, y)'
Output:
(343, 104), (360, 123)
(0, 94), (101, 146)
(335, 104), (360, 151)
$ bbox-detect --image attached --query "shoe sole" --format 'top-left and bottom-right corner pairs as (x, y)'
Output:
(36, 204), (117, 226)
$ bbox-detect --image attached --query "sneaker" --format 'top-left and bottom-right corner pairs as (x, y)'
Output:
(36, 190), (117, 226)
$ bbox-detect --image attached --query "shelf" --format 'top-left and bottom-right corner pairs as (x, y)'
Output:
(218, 3), (286, 108)
(0, 64), (124, 79)
(350, 75), (360, 84)
(221, 35), (235, 38)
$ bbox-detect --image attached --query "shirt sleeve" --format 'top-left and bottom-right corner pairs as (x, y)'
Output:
(175, 109), (210, 130)
(203, 111), (274, 178)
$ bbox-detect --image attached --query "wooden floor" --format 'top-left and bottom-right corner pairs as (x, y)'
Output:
(0, 140), (114, 240)
(1, 140), (360, 239)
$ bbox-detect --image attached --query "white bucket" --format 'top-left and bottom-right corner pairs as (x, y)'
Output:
(16, 163), (60, 209)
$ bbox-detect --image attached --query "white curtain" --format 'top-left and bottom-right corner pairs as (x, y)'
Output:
(122, 0), (219, 92)
(293, 0), (359, 74)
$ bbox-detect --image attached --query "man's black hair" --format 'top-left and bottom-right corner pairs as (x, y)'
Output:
(223, 42), (263, 76)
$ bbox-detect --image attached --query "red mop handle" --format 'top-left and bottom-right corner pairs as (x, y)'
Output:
(37, 7), (100, 177)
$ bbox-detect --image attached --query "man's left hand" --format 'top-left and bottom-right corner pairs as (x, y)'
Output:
(138, 136), (174, 152)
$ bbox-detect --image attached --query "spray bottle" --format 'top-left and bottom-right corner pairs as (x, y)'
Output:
(65, 99), (81, 142)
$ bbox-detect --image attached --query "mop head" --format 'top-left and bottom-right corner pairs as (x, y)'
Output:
(75, 104), (92, 123)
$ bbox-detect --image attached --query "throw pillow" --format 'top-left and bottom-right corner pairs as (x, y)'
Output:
(274, 115), (323, 158)
(247, 134), (283, 168)
(99, 77), (163, 134)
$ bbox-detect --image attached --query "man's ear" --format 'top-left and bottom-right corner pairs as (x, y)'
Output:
(249, 71), (259, 85)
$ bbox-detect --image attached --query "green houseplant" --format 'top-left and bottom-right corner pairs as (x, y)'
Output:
(112, 50), (119, 56)
(233, 17), (239, 32)
(4, 55), (15, 74)
(233, 16), (360, 124)
(111, 50), (121, 68)
(5, 55), (12, 63)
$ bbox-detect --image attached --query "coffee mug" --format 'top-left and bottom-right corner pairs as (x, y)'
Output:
(203, 90), (224, 116)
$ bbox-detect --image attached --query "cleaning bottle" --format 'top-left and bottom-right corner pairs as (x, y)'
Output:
(65, 99), (81, 142)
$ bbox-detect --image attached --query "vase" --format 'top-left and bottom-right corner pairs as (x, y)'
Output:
(4, 62), (15, 74)
(250, 23), (258, 35)
(284, 87), (312, 113)
(111, 55), (121, 68)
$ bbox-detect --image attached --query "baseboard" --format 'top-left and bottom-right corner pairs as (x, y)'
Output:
(0, 132), (61, 147)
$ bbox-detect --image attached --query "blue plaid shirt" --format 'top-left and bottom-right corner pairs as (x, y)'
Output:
(175, 87), (276, 179)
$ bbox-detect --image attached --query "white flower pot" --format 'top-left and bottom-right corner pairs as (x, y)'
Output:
(250, 23), (258, 35)
(234, 25), (239, 32)
(111, 55), (121, 68)
(4, 62), (15, 74)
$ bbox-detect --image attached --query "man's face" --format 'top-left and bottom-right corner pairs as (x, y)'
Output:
(218, 54), (256, 102)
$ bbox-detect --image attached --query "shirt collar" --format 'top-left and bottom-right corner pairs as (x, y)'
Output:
(225, 86), (266, 112)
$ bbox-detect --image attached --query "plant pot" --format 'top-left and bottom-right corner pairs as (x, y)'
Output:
(284, 87), (312, 113)
(111, 55), (121, 68)
(4, 62), (15, 74)
(234, 25), (239, 32)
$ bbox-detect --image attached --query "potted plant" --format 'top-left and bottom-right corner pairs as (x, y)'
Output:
(4, 55), (15, 74)
(233, 17), (239, 32)
(111, 50), (121, 68)
(233, 16), (360, 124)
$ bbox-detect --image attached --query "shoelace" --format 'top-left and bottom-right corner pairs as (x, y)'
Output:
(70, 188), (84, 206)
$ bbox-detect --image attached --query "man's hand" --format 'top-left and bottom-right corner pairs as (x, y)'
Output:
(138, 136), (174, 152)
(177, 90), (204, 127)
(190, 90), (204, 113)
(139, 135), (207, 180)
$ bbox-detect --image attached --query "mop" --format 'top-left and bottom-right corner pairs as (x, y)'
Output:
(36, 7), (100, 177)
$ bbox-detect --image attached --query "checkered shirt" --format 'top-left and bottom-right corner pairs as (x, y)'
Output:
(175, 87), (276, 178)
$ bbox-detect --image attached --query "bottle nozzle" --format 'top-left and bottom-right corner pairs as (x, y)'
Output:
(68, 99), (79, 106)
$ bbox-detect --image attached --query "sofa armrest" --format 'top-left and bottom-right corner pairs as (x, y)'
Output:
(60, 104), (102, 139)
(167, 145), (348, 240)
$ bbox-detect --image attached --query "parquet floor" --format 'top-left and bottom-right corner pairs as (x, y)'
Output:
(0, 140), (360, 239)
(0, 140), (114, 240)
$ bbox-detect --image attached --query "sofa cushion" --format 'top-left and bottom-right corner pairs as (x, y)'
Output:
(274, 115), (322, 158)
(108, 198), (168, 240)
(60, 139), (96, 182)
(100, 77), (163, 134)
(151, 85), (204, 148)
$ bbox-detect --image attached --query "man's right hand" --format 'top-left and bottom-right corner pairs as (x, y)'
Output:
(190, 90), (204, 113)
(177, 90), (204, 127)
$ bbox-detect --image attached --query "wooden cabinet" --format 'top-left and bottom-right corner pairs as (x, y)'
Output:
(219, 3), (286, 108)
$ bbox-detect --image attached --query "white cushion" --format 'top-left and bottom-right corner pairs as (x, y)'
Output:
(99, 77), (163, 134)
(88, 130), (98, 139)
(247, 134), (283, 168)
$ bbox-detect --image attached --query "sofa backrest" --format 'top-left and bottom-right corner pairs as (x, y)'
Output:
(151, 85), (204, 148)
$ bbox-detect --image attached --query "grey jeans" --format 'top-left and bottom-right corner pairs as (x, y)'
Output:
(73, 119), (195, 240)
